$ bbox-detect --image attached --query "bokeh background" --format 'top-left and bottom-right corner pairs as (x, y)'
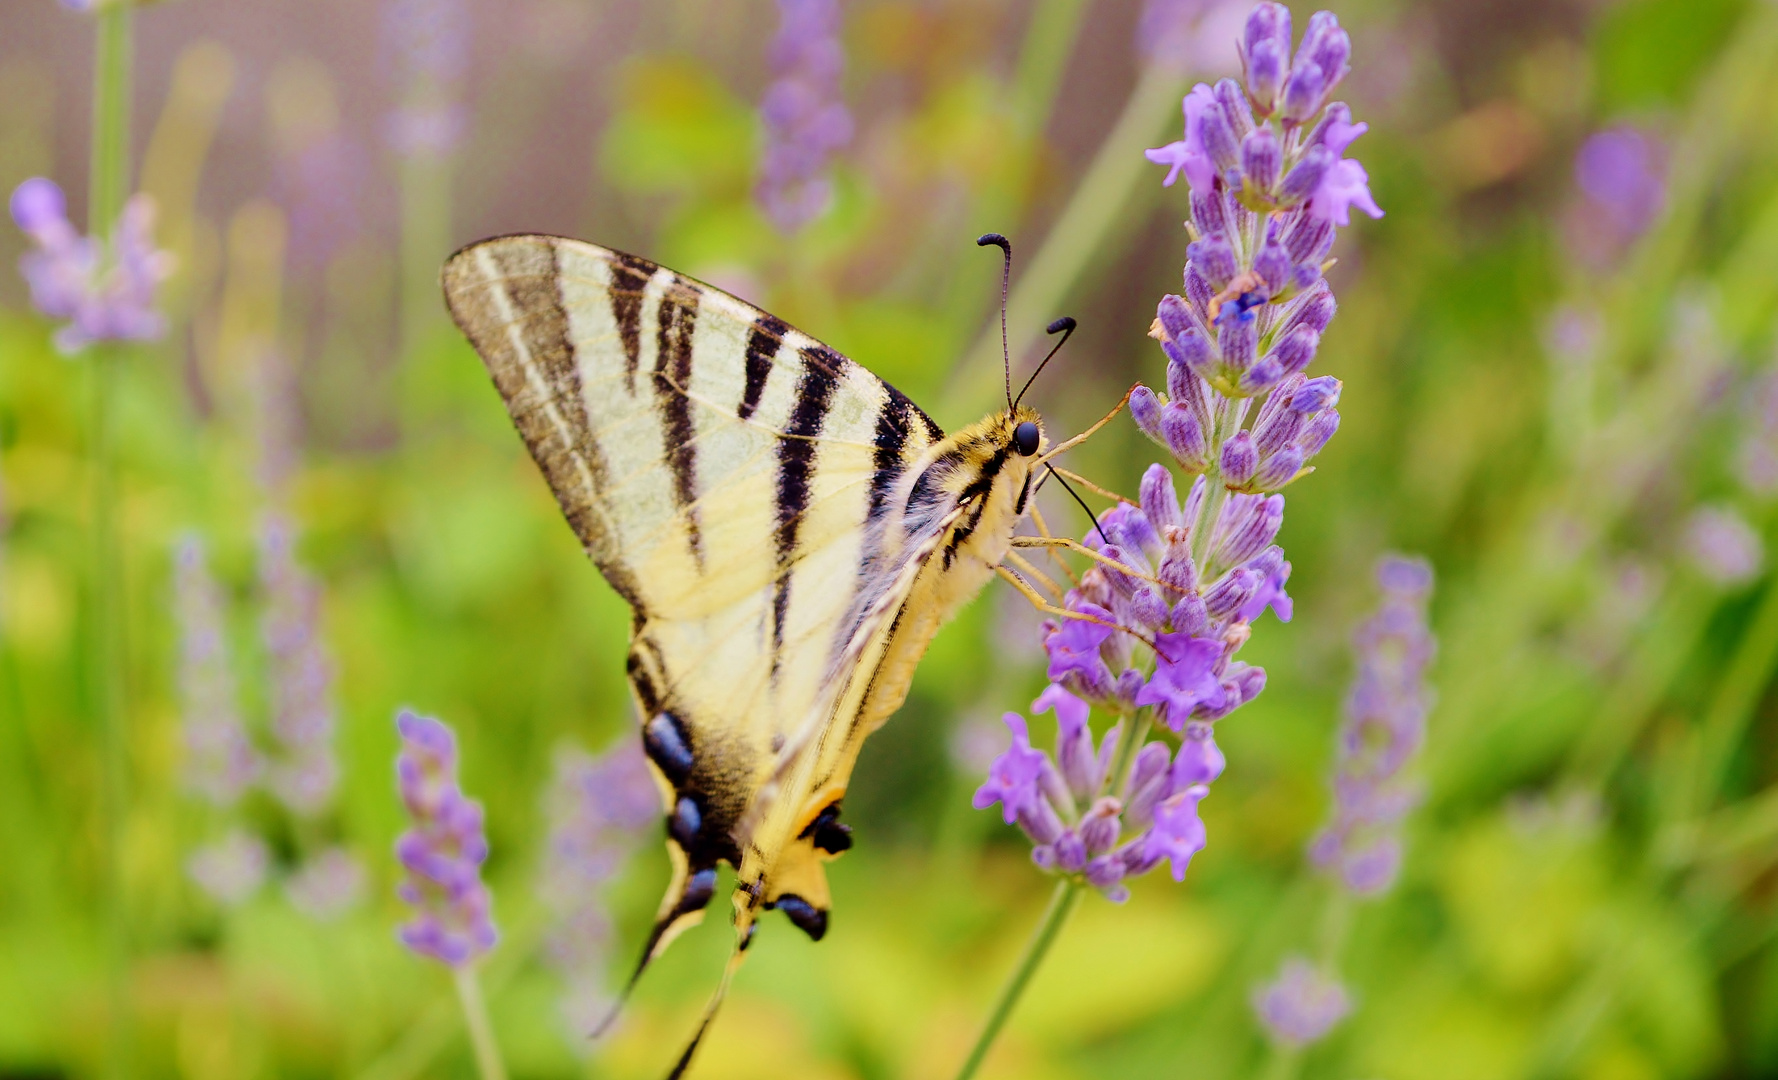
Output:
(4, 0), (1778, 1076)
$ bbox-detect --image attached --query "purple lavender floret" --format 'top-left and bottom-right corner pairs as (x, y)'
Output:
(974, 686), (1226, 900)
(259, 514), (339, 816)
(382, 0), (471, 156)
(1308, 555), (1434, 895)
(539, 737), (658, 1033)
(1253, 957), (1351, 1045)
(174, 537), (262, 806)
(10, 178), (172, 354)
(756, 0), (853, 233)
(394, 709), (498, 967)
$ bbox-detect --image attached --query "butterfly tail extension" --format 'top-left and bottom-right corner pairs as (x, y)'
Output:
(664, 913), (758, 1080)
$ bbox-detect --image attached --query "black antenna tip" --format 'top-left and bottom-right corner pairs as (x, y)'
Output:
(977, 233), (1011, 254)
(1047, 316), (1076, 335)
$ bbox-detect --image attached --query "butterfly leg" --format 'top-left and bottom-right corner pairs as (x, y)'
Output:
(993, 564), (1144, 641)
(1011, 535), (1179, 594)
(1004, 549), (1064, 600)
(1034, 386), (1133, 465)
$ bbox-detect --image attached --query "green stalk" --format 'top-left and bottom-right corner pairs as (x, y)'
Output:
(88, 5), (135, 1077)
(451, 967), (509, 1080)
(952, 878), (1084, 1080)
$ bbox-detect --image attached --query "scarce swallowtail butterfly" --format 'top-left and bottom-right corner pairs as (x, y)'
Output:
(442, 232), (1097, 1077)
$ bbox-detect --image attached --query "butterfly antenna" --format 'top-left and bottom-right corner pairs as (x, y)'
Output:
(1047, 465), (1110, 547)
(977, 232), (1013, 409)
(1014, 316), (1077, 410)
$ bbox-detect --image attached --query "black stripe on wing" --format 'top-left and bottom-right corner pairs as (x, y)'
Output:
(771, 346), (843, 663)
(654, 281), (704, 567)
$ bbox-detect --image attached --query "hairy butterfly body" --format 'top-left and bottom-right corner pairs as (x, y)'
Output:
(442, 234), (1045, 1076)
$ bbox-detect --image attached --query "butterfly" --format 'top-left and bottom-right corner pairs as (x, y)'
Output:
(442, 233), (1100, 1077)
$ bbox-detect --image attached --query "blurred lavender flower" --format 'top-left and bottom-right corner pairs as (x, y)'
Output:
(174, 537), (262, 806)
(395, 709), (498, 967)
(756, 0), (853, 233)
(540, 739), (658, 1038)
(1253, 957), (1351, 1045)
(10, 177), (172, 353)
(259, 513), (339, 816)
(276, 133), (368, 270)
(286, 846), (367, 921)
(188, 828), (270, 907)
(1308, 555), (1434, 895)
(1576, 127), (1665, 238)
(1683, 506), (1763, 585)
(975, 685), (1227, 900)
(1737, 369), (1778, 496)
(1139, 0), (1253, 74)
(383, 0), (471, 156)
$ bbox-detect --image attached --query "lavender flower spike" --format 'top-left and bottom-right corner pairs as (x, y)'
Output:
(1308, 554), (1435, 895)
(174, 537), (261, 806)
(260, 513), (340, 816)
(756, 0), (853, 232)
(540, 738), (657, 1038)
(11, 177), (172, 353)
(394, 709), (498, 967)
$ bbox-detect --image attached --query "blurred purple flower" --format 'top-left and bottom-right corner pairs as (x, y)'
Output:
(259, 513), (339, 816)
(175, 537), (262, 806)
(1575, 127), (1665, 237)
(1253, 957), (1351, 1045)
(540, 738), (657, 1039)
(188, 828), (270, 908)
(1683, 506), (1763, 585)
(1139, 0), (1253, 74)
(10, 178), (172, 353)
(275, 133), (368, 270)
(383, 0), (471, 156)
(394, 709), (498, 967)
(1308, 555), (1434, 896)
(756, 0), (853, 232)
(286, 846), (367, 921)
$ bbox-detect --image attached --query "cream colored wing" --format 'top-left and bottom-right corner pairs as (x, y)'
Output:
(441, 235), (956, 960)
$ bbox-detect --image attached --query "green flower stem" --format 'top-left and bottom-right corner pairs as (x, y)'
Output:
(953, 878), (1083, 1080)
(452, 967), (509, 1080)
(945, 62), (1190, 414)
(88, 6), (135, 1077)
(1009, 0), (1089, 135)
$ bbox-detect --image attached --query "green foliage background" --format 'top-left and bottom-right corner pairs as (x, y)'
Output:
(2, 0), (1778, 1077)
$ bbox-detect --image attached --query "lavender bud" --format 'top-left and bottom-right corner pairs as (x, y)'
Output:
(1172, 592), (1211, 636)
(1053, 830), (1088, 873)
(1243, 2), (1292, 62)
(1279, 144), (1332, 206)
(1131, 385), (1166, 442)
(1281, 60), (1325, 124)
(1253, 446), (1304, 490)
(1218, 309), (1259, 372)
(1080, 798), (1123, 856)
(1213, 494), (1285, 568)
(1226, 663), (1267, 705)
(1269, 327), (1321, 378)
(1297, 409), (1341, 456)
(1163, 331), (1217, 380)
(1341, 837), (1403, 894)
(1221, 431), (1260, 485)
(1157, 292), (1195, 340)
(1019, 795), (1067, 847)
(1292, 264), (1324, 292)
(1184, 264), (1215, 310)
(1158, 539), (1200, 594)
(1141, 463), (1185, 535)
(1085, 856), (1129, 900)
(1245, 38), (1287, 113)
(394, 710), (498, 967)
(1160, 403), (1211, 469)
(1242, 127), (1282, 195)
(1285, 284), (1337, 334)
(1205, 568), (1261, 619)
(1173, 722), (1227, 785)
(1297, 12), (1351, 97)
(1215, 78), (1256, 139)
(1291, 376), (1343, 413)
(1198, 100), (1241, 171)
(1129, 584), (1172, 632)
(1253, 376), (1307, 452)
(1253, 238), (1292, 294)
(1189, 235), (1238, 290)
(1168, 361), (1213, 421)
(1241, 351), (1285, 393)
(1191, 189), (1229, 238)
(1253, 959), (1351, 1046)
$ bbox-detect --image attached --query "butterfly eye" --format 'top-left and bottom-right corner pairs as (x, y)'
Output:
(1013, 420), (1041, 457)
